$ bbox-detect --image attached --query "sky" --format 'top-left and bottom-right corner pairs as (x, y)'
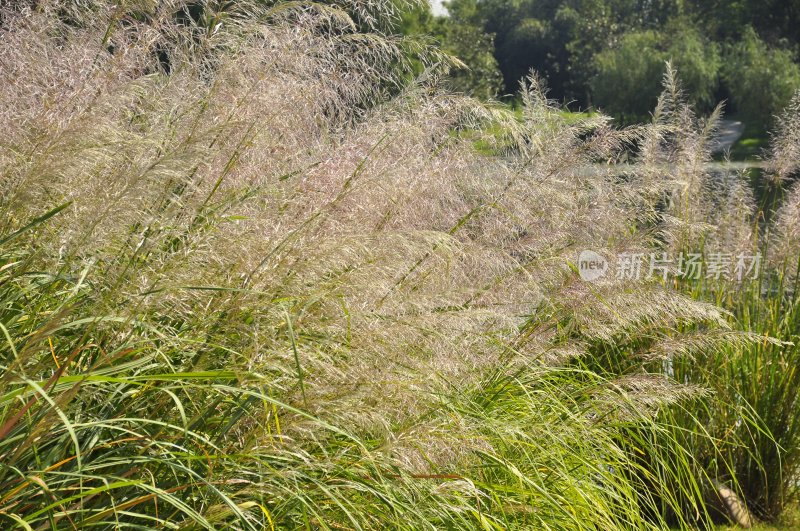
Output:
(430, 0), (448, 16)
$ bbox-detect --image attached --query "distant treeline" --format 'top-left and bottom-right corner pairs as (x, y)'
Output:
(402, 0), (800, 128)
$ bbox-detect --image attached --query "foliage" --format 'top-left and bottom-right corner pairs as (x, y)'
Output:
(591, 26), (720, 122)
(721, 28), (800, 132)
(409, 0), (800, 131)
(442, 0), (680, 102)
(684, 0), (800, 45)
(667, 25), (722, 111)
(439, 22), (504, 98)
(401, 2), (503, 98)
(591, 31), (668, 121)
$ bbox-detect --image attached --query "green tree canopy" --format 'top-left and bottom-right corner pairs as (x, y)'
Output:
(721, 27), (800, 131)
(591, 26), (720, 121)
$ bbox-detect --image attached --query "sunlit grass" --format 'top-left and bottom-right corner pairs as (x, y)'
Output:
(0, 2), (799, 529)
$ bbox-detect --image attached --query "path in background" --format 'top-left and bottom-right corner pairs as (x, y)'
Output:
(710, 119), (745, 154)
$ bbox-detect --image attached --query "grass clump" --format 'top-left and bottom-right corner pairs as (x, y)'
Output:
(621, 78), (800, 524)
(1, 1), (799, 529)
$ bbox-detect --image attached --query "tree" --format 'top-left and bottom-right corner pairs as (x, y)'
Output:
(591, 31), (666, 121)
(401, 0), (503, 99)
(721, 27), (800, 131)
(442, 0), (685, 105)
(591, 25), (720, 122)
(665, 24), (721, 111)
(684, 0), (800, 46)
(441, 22), (504, 98)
